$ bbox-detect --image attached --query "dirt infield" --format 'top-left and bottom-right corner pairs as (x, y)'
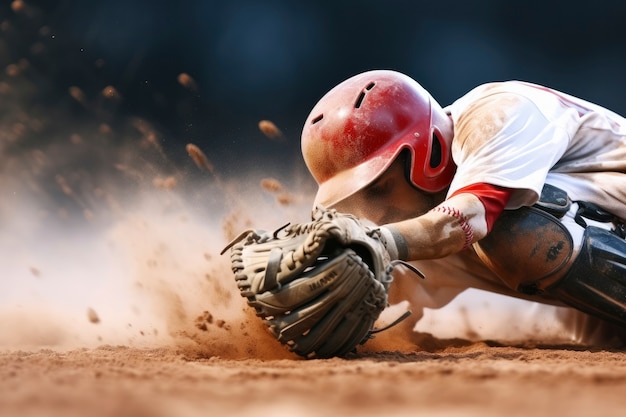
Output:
(2, 341), (626, 417)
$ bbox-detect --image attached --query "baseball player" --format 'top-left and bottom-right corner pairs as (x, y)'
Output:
(299, 69), (626, 344)
(225, 69), (626, 358)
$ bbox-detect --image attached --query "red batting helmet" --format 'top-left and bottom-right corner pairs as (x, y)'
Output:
(301, 70), (455, 208)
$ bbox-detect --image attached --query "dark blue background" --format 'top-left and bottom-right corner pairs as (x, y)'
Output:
(3, 0), (626, 174)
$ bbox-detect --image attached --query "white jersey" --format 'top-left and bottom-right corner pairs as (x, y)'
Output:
(444, 81), (626, 220)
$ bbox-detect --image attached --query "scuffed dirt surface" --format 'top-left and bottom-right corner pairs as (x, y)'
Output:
(2, 342), (626, 417)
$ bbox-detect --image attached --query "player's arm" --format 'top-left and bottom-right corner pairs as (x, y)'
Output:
(384, 183), (513, 260)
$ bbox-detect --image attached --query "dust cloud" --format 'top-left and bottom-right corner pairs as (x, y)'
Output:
(0, 13), (314, 356)
(0, 118), (307, 355)
(0, 122), (315, 358)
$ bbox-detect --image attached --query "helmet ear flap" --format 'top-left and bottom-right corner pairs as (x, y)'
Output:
(407, 127), (453, 191)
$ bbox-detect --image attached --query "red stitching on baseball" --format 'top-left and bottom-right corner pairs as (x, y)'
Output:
(431, 206), (475, 249)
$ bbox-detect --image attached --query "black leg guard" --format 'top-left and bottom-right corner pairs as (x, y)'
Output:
(547, 226), (626, 327)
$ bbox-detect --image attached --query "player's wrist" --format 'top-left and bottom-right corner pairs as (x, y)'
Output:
(379, 225), (408, 261)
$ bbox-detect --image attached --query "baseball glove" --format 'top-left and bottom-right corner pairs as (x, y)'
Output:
(221, 207), (416, 358)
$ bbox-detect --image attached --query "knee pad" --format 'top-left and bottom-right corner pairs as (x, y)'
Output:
(474, 205), (575, 294)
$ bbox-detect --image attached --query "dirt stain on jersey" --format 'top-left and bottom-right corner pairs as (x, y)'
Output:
(454, 91), (521, 155)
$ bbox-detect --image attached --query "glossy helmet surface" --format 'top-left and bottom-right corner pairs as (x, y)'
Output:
(301, 70), (455, 208)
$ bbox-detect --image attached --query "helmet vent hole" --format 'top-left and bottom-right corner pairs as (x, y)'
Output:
(354, 82), (376, 109)
(311, 114), (324, 124)
(429, 133), (442, 168)
(354, 92), (366, 109)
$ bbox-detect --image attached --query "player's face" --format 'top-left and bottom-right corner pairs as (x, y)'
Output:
(331, 155), (443, 225)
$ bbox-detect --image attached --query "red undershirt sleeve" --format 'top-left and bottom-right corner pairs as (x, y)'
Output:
(449, 183), (513, 232)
